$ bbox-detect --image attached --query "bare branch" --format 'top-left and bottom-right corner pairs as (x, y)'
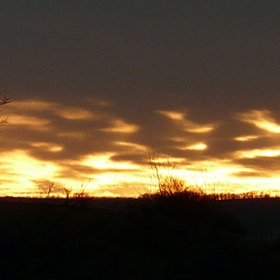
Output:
(0, 92), (13, 126)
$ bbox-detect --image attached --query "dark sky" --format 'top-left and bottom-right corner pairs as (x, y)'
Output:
(1, 1), (280, 196)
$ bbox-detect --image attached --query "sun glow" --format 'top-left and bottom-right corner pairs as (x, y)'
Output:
(1, 150), (58, 177)
(0, 150), (60, 196)
(1, 149), (280, 197)
(81, 153), (139, 170)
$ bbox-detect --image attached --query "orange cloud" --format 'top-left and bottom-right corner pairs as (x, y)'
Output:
(183, 142), (207, 150)
(234, 148), (280, 159)
(9, 115), (51, 130)
(157, 110), (214, 133)
(31, 142), (63, 152)
(100, 119), (139, 133)
(236, 110), (280, 133)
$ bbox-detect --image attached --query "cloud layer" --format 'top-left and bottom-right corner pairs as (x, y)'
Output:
(1, 1), (280, 195)
(1, 98), (280, 196)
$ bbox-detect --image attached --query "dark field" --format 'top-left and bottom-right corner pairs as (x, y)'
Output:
(0, 197), (280, 279)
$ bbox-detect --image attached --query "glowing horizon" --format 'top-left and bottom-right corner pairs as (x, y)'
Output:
(1, 99), (280, 198)
(1, 149), (280, 197)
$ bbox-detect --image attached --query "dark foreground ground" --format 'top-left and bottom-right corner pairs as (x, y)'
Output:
(0, 196), (280, 279)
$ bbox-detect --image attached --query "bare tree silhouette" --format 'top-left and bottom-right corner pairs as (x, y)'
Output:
(0, 92), (13, 127)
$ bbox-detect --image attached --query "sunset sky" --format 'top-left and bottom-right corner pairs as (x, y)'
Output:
(1, 1), (280, 197)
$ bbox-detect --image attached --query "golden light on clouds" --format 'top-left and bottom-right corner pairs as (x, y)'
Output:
(31, 142), (63, 152)
(1, 99), (280, 197)
(186, 126), (213, 133)
(1, 148), (280, 197)
(81, 153), (138, 170)
(89, 171), (145, 197)
(157, 110), (214, 133)
(158, 111), (185, 121)
(80, 153), (146, 197)
(234, 135), (259, 141)
(101, 119), (139, 133)
(236, 110), (280, 133)
(147, 157), (256, 194)
(0, 150), (60, 196)
(115, 141), (148, 152)
(1, 150), (58, 176)
(7, 100), (95, 121)
(179, 160), (265, 194)
(10, 115), (51, 129)
(56, 107), (95, 120)
(8, 100), (55, 111)
(235, 148), (280, 159)
(184, 143), (207, 150)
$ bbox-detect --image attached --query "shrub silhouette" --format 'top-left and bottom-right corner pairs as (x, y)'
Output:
(138, 154), (249, 236)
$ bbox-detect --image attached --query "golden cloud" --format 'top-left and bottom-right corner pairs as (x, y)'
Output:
(55, 107), (96, 120)
(7, 100), (56, 111)
(234, 148), (280, 159)
(234, 135), (259, 141)
(236, 110), (280, 133)
(31, 142), (63, 152)
(184, 142), (207, 150)
(81, 153), (139, 170)
(157, 110), (214, 133)
(115, 141), (148, 152)
(7, 99), (96, 121)
(9, 115), (52, 130)
(101, 119), (139, 133)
